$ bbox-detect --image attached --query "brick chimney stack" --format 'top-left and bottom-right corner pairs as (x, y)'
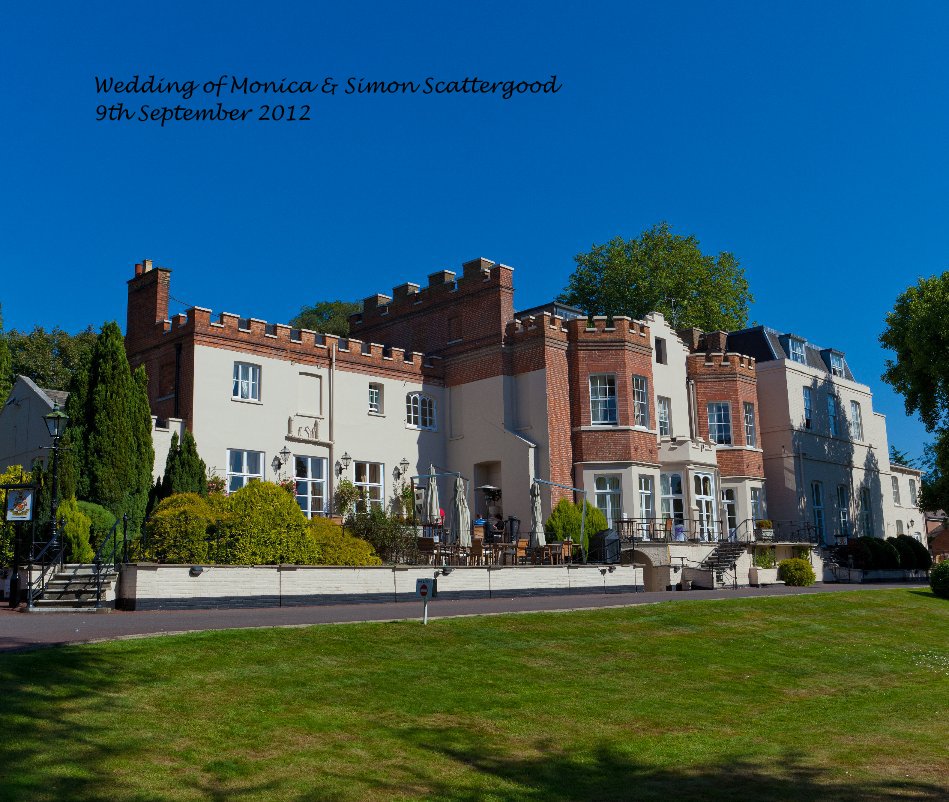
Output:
(126, 259), (171, 349)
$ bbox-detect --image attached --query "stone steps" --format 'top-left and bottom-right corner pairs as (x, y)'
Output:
(28, 564), (119, 612)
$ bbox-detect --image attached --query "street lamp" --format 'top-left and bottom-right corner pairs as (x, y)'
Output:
(43, 403), (69, 547)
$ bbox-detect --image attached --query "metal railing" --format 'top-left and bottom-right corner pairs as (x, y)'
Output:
(26, 532), (66, 609)
(94, 514), (128, 608)
(615, 517), (819, 546)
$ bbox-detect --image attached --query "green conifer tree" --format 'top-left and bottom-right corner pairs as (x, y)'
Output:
(82, 322), (153, 533)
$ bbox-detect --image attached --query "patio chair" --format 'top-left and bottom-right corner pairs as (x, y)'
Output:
(515, 538), (529, 565)
(469, 538), (484, 566)
(417, 537), (436, 566)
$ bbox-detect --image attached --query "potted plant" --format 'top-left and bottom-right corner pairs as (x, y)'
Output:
(749, 547), (778, 585)
(755, 519), (774, 541)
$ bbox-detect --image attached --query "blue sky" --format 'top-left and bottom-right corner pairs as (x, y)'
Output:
(2, 1), (947, 461)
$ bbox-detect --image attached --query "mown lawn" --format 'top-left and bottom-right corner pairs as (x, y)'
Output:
(0, 589), (946, 801)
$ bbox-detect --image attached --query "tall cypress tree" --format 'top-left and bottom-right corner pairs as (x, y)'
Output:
(82, 322), (153, 533)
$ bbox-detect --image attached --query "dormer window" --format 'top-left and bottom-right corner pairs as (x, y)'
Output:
(830, 353), (845, 377)
(788, 338), (806, 364)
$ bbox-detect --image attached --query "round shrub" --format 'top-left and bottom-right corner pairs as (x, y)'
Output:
(218, 480), (317, 565)
(142, 493), (217, 564)
(310, 517), (381, 566)
(58, 497), (94, 563)
(856, 536), (901, 569)
(778, 557), (816, 586)
(905, 536), (933, 570)
(930, 561), (949, 599)
(76, 500), (117, 551)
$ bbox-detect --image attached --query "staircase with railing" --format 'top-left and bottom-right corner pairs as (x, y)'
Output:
(28, 515), (128, 612)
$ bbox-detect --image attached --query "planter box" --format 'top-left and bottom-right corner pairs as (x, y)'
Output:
(749, 566), (780, 586)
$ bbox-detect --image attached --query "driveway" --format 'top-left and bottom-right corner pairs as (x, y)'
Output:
(0, 582), (930, 653)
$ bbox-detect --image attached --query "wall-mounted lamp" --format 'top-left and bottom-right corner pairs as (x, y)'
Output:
(436, 567), (453, 577)
(189, 565), (204, 577)
(336, 451), (352, 477)
(394, 457), (411, 481)
(272, 446), (293, 477)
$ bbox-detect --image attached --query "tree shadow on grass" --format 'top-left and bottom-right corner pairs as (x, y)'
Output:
(905, 590), (943, 601)
(326, 730), (948, 802)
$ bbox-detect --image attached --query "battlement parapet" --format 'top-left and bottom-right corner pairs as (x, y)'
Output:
(351, 257), (514, 328)
(566, 316), (650, 341)
(688, 351), (757, 375)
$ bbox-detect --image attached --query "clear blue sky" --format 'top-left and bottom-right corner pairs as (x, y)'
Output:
(2, 1), (946, 462)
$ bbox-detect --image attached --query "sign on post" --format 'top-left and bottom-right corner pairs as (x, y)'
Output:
(416, 578), (435, 624)
(5, 488), (33, 522)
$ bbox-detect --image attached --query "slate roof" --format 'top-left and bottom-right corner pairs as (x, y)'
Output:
(727, 326), (854, 381)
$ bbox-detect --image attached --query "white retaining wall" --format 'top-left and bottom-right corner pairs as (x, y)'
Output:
(120, 564), (644, 610)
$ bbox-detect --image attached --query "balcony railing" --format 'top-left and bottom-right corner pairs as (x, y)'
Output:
(615, 518), (819, 545)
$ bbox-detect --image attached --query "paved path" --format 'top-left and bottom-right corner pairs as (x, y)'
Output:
(0, 583), (929, 653)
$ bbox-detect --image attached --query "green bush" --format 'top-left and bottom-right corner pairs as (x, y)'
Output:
(888, 535), (916, 570)
(545, 498), (580, 541)
(76, 500), (116, 551)
(58, 498), (94, 563)
(778, 557), (816, 587)
(544, 498), (608, 554)
(753, 548), (776, 569)
(142, 493), (217, 564)
(930, 561), (949, 598)
(901, 535), (932, 570)
(310, 517), (381, 566)
(346, 507), (417, 564)
(853, 536), (901, 570)
(217, 481), (317, 565)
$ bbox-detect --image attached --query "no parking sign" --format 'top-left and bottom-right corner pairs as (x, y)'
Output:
(416, 578), (436, 624)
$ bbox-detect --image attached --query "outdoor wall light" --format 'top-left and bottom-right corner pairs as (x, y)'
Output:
(394, 457), (411, 481)
(189, 566), (204, 577)
(436, 567), (453, 577)
(608, 565), (616, 573)
(336, 451), (352, 477)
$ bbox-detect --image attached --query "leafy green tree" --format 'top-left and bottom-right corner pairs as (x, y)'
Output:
(559, 222), (753, 330)
(160, 430), (208, 498)
(919, 433), (949, 513)
(289, 300), (359, 337)
(881, 273), (949, 433)
(0, 305), (11, 403)
(4, 325), (96, 391)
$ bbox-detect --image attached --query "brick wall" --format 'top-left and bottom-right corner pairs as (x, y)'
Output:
(688, 352), (764, 479)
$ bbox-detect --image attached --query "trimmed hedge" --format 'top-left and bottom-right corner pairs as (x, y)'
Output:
(850, 536), (901, 570)
(777, 558), (816, 587)
(930, 561), (949, 599)
(544, 498), (609, 553)
(310, 517), (381, 566)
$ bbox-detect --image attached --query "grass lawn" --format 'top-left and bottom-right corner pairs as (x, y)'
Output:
(0, 589), (947, 801)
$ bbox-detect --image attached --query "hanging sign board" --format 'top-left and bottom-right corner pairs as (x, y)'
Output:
(5, 488), (34, 522)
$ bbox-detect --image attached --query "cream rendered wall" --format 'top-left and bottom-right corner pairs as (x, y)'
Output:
(890, 465), (924, 540)
(756, 357), (893, 541)
(151, 417), (186, 481)
(645, 313), (690, 440)
(191, 344), (444, 511)
(444, 373), (538, 526)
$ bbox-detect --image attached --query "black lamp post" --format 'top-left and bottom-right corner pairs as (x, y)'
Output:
(43, 403), (68, 547)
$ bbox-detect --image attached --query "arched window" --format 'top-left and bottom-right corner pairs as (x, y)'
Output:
(406, 392), (436, 430)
